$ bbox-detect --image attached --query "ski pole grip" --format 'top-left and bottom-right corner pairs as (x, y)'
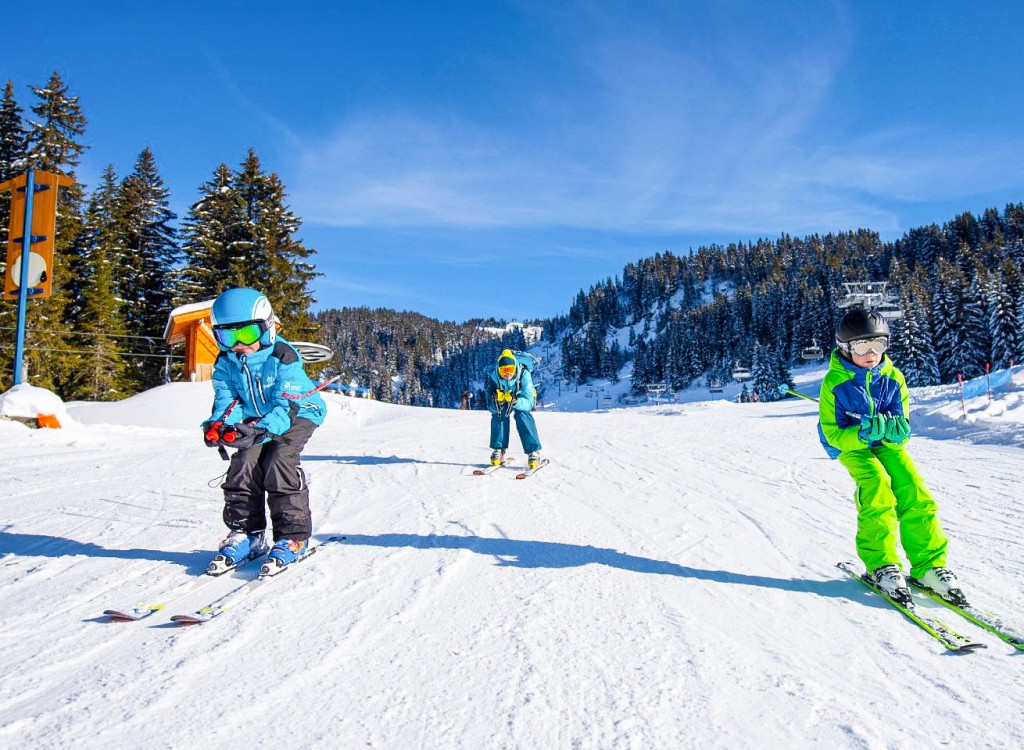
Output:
(221, 429), (237, 443)
(205, 421), (223, 442)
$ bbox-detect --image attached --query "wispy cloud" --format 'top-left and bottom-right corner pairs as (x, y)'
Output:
(281, 2), (1024, 244)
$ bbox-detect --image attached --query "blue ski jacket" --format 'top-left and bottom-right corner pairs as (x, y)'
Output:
(818, 349), (910, 459)
(206, 338), (326, 436)
(485, 362), (537, 415)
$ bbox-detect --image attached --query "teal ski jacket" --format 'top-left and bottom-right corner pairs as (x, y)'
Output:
(207, 338), (326, 436)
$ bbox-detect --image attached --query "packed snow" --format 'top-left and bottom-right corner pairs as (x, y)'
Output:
(1, 365), (1023, 748)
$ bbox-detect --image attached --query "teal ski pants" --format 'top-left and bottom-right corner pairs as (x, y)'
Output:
(838, 445), (948, 579)
(490, 410), (542, 454)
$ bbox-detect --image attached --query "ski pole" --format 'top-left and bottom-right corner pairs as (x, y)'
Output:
(778, 384), (817, 402)
(779, 384), (865, 421)
(206, 398), (240, 461)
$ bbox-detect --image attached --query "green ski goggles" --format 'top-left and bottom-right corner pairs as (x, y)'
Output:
(213, 320), (267, 348)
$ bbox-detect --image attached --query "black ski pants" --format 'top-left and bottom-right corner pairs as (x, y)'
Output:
(221, 417), (317, 542)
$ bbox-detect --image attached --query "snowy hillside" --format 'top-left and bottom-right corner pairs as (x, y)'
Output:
(1, 376), (1023, 748)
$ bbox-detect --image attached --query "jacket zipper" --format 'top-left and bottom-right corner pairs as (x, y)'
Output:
(239, 356), (266, 418)
(865, 369), (874, 417)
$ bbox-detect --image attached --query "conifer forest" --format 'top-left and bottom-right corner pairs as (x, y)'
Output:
(2, 73), (1022, 406)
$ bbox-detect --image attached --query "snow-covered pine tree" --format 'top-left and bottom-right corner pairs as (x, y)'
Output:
(960, 270), (991, 379)
(179, 152), (319, 346)
(177, 163), (245, 302)
(115, 148), (179, 389)
(988, 260), (1021, 370)
(931, 258), (971, 382)
(893, 282), (940, 386)
(232, 149), (319, 342)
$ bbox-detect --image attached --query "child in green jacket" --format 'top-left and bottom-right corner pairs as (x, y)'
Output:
(818, 308), (963, 604)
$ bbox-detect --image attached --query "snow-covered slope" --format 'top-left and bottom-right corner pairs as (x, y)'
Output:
(1, 379), (1022, 748)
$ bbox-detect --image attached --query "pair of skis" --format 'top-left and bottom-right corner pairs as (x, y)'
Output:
(104, 537), (342, 625)
(472, 455), (551, 480)
(837, 561), (1024, 651)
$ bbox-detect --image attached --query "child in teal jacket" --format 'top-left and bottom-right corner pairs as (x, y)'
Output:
(485, 349), (543, 469)
(818, 308), (963, 604)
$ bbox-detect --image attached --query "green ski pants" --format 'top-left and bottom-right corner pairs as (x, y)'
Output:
(838, 444), (948, 579)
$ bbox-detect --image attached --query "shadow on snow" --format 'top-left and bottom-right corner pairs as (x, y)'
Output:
(339, 532), (851, 598)
(0, 531), (212, 574)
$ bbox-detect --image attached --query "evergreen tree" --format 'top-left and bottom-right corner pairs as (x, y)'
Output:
(115, 148), (178, 388)
(233, 150), (319, 341)
(988, 260), (1021, 370)
(1, 72), (87, 392)
(0, 80), (27, 380)
(177, 163), (244, 302)
(178, 151), (319, 343)
(894, 283), (940, 386)
(931, 258), (971, 381)
(64, 165), (131, 399)
(960, 270), (991, 378)
(0, 80), (26, 246)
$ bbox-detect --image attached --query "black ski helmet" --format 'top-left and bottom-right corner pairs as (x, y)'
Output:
(836, 307), (890, 343)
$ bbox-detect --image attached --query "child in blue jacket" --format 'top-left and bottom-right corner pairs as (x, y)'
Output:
(485, 349), (543, 469)
(818, 308), (963, 604)
(202, 287), (326, 575)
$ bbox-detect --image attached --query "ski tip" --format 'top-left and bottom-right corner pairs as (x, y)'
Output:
(103, 610), (142, 621)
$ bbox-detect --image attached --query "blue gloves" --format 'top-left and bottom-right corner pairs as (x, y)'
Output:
(859, 414), (910, 446)
(513, 396), (530, 412)
(883, 415), (911, 446)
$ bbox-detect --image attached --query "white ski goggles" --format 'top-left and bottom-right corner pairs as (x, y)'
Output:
(842, 336), (889, 356)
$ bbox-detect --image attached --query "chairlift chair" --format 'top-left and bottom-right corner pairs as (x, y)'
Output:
(800, 341), (824, 362)
(875, 301), (903, 320)
(732, 364), (752, 382)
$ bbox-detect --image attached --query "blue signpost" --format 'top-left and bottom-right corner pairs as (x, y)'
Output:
(11, 170), (38, 385)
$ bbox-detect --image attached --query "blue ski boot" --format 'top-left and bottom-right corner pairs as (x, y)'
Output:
(260, 539), (309, 576)
(207, 530), (268, 575)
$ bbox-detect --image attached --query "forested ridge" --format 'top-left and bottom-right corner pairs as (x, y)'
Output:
(3, 73), (1020, 408)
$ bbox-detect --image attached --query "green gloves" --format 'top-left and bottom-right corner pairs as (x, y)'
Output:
(859, 415), (887, 443)
(883, 414), (911, 446)
(859, 414), (911, 446)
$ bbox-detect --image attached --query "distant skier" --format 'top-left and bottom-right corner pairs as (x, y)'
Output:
(818, 308), (961, 603)
(485, 349), (543, 469)
(201, 287), (326, 575)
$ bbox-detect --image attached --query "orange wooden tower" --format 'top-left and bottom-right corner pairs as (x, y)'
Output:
(163, 300), (219, 381)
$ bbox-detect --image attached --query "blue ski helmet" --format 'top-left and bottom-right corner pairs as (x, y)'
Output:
(210, 287), (276, 350)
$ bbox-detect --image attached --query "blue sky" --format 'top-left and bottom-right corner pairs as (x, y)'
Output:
(5, 1), (1024, 322)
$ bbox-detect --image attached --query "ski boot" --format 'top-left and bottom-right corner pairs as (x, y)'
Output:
(528, 451), (541, 470)
(208, 530), (268, 575)
(490, 449), (504, 466)
(260, 539), (309, 576)
(872, 564), (912, 604)
(917, 567), (968, 605)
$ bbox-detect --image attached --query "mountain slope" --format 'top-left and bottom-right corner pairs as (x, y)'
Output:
(0, 384), (1022, 748)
